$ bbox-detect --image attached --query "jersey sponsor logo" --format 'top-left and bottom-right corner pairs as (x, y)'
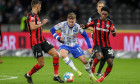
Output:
(31, 17), (35, 21)
(96, 27), (109, 32)
(106, 24), (110, 28)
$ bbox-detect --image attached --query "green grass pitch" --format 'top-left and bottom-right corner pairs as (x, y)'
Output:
(0, 57), (140, 84)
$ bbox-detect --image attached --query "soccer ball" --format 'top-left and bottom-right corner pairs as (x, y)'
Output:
(63, 72), (74, 82)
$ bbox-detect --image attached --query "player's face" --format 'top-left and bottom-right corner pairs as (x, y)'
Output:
(67, 19), (76, 27)
(36, 4), (41, 13)
(97, 3), (104, 14)
(100, 11), (108, 20)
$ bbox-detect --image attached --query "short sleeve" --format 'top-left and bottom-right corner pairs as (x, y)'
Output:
(29, 15), (35, 22)
(78, 25), (84, 34)
(110, 24), (115, 32)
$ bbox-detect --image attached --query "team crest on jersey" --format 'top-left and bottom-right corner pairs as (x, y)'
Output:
(97, 23), (100, 25)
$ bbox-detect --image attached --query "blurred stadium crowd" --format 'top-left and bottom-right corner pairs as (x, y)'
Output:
(0, 0), (140, 25)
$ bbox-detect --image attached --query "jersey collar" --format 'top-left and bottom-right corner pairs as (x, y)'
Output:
(67, 22), (75, 29)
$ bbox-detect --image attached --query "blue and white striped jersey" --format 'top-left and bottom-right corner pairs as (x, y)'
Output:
(54, 21), (84, 47)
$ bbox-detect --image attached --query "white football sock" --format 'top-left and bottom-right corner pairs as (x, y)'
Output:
(63, 56), (77, 72)
(84, 63), (94, 77)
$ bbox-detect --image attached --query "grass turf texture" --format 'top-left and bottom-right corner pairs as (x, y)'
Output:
(0, 57), (140, 84)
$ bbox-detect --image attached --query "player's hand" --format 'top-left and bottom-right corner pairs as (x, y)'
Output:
(88, 48), (93, 54)
(42, 19), (48, 25)
(58, 36), (64, 43)
(80, 24), (85, 29)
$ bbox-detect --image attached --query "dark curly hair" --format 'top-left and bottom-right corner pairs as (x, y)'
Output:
(101, 7), (109, 13)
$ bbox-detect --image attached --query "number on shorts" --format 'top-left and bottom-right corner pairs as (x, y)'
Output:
(108, 49), (113, 55)
(77, 47), (81, 52)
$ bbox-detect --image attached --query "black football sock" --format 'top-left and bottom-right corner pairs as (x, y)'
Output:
(97, 58), (106, 73)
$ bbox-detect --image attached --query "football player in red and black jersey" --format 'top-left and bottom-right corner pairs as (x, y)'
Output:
(88, 1), (105, 77)
(24, 0), (64, 83)
(88, 1), (116, 77)
(81, 7), (116, 82)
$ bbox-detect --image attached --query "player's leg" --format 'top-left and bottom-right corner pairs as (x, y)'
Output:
(91, 52), (103, 74)
(25, 44), (44, 84)
(78, 55), (97, 82)
(88, 33), (94, 66)
(88, 53), (96, 67)
(42, 41), (64, 83)
(60, 48), (79, 75)
(91, 46), (103, 74)
(96, 58), (106, 76)
(97, 58), (113, 82)
(103, 58), (113, 78)
(97, 48), (114, 82)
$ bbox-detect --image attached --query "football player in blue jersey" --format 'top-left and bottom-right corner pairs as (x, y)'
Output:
(50, 13), (97, 82)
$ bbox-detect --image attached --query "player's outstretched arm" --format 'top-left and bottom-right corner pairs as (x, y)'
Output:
(81, 31), (92, 49)
(80, 20), (94, 31)
(50, 27), (64, 43)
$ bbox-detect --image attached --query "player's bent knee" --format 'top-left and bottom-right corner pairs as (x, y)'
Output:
(95, 53), (102, 61)
(62, 55), (67, 59)
(82, 60), (88, 64)
(38, 63), (44, 67)
(108, 63), (113, 67)
(60, 54), (67, 58)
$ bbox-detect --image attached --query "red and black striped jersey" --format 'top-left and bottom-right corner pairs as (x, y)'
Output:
(86, 18), (115, 47)
(26, 11), (46, 46)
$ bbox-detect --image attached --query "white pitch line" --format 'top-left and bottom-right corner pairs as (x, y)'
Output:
(0, 75), (18, 80)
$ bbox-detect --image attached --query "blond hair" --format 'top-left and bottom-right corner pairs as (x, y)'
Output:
(97, 1), (104, 7)
(67, 13), (76, 19)
(31, 0), (42, 7)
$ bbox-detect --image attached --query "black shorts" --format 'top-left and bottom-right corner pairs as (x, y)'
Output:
(93, 45), (115, 59)
(31, 40), (54, 58)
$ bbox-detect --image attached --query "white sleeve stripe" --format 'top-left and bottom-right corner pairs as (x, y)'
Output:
(56, 36), (59, 40)
(53, 33), (57, 37)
